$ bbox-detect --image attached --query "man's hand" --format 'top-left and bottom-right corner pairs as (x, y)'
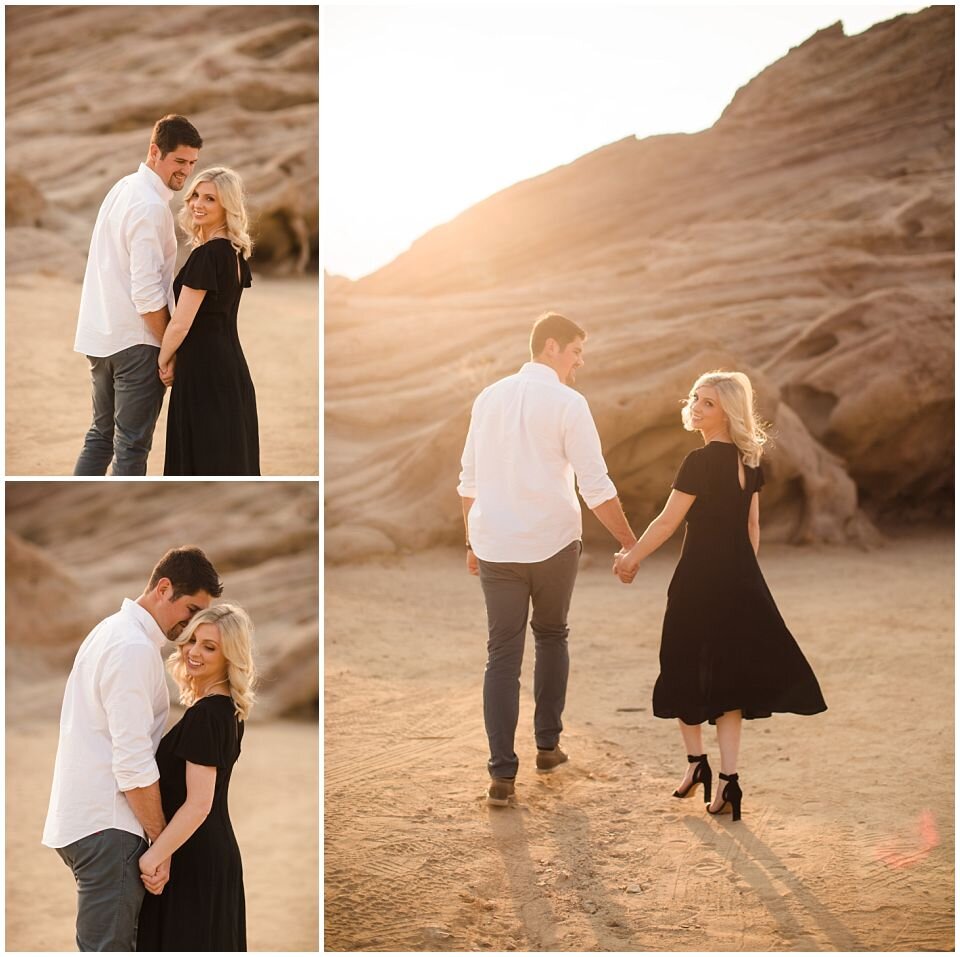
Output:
(158, 355), (176, 387)
(466, 548), (479, 576)
(613, 548), (640, 584)
(140, 853), (170, 895)
(141, 307), (170, 342)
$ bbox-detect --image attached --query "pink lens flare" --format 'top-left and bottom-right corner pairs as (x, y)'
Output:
(874, 810), (940, 869)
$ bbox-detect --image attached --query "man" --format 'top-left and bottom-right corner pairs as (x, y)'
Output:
(458, 312), (638, 806)
(73, 114), (202, 475)
(42, 546), (222, 951)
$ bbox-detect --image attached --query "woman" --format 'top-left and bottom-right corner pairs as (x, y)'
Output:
(136, 604), (257, 951)
(160, 167), (260, 475)
(614, 371), (826, 821)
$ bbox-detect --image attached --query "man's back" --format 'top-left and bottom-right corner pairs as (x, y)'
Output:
(459, 362), (616, 563)
(74, 165), (176, 358)
(42, 600), (168, 849)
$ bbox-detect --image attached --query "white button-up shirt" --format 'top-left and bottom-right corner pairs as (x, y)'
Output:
(457, 362), (618, 563)
(42, 599), (170, 849)
(74, 163), (178, 358)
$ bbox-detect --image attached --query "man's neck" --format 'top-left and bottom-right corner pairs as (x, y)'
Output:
(136, 593), (165, 634)
(141, 163), (171, 194)
(532, 358), (560, 377)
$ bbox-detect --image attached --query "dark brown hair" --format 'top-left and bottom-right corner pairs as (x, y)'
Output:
(150, 114), (203, 157)
(147, 545), (222, 599)
(529, 312), (586, 358)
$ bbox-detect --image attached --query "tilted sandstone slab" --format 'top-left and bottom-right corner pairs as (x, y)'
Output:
(6, 5), (317, 279)
(325, 7), (953, 560)
(6, 482), (318, 719)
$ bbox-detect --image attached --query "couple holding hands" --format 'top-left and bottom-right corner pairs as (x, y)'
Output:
(43, 547), (257, 951)
(459, 312), (826, 817)
(73, 114), (260, 477)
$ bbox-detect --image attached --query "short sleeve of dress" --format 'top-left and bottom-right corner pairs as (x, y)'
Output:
(755, 464), (765, 493)
(174, 700), (230, 767)
(672, 449), (707, 496)
(240, 255), (252, 289)
(178, 242), (220, 293)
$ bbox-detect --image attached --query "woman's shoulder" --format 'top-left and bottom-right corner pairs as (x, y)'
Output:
(185, 237), (234, 260)
(679, 444), (709, 465)
(197, 237), (237, 259)
(703, 440), (737, 454)
(187, 694), (236, 719)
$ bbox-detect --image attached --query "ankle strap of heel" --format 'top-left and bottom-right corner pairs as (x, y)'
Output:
(719, 772), (738, 781)
(686, 753), (707, 763)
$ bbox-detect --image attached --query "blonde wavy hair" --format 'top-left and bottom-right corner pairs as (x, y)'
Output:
(178, 167), (253, 259)
(167, 603), (258, 721)
(681, 370), (769, 467)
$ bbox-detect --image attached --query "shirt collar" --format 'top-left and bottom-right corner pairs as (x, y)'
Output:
(519, 361), (561, 384)
(137, 162), (175, 202)
(122, 597), (168, 652)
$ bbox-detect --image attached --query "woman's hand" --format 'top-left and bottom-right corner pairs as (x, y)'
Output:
(158, 354), (176, 387)
(613, 547), (640, 584)
(139, 850), (170, 895)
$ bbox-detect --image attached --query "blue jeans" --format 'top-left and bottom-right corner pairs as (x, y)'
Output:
(478, 540), (582, 779)
(55, 828), (148, 952)
(73, 344), (165, 476)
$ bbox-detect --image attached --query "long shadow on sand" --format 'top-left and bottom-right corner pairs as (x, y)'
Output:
(682, 816), (866, 950)
(488, 798), (642, 951)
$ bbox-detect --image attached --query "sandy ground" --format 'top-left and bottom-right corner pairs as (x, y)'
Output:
(5, 273), (318, 476)
(7, 716), (318, 952)
(325, 531), (954, 951)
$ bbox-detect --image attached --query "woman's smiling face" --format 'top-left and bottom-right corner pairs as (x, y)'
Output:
(181, 622), (228, 689)
(188, 181), (226, 234)
(687, 384), (726, 435)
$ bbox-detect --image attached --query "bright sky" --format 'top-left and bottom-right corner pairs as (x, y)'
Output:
(323, 4), (931, 279)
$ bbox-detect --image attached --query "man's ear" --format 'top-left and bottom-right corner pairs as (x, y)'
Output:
(154, 577), (172, 600)
(543, 337), (560, 357)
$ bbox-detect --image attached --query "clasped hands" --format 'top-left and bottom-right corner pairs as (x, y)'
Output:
(139, 848), (170, 896)
(158, 354), (176, 387)
(613, 546), (640, 584)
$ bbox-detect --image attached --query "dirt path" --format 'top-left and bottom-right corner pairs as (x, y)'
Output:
(325, 532), (954, 951)
(5, 274), (318, 476)
(7, 720), (318, 952)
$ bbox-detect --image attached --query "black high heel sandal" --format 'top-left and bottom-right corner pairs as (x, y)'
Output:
(707, 771), (742, 821)
(673, 753), (712, 803)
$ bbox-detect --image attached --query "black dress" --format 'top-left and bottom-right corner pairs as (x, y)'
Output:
(137, 695), (246, 952)
(652, 441), (827, 725)
(163, 238), (260, 475)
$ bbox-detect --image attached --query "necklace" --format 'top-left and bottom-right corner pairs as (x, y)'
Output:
(201, 678), (230, 697)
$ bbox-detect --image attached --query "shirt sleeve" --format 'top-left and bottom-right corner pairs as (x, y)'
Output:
(456, 404), (478, 498)
(672, 449), (707, 496)
(174, 701), (232, 767)
(563, 396), (617, 509)
(128, 202), (172, 314)
(178, 242), (220, 293)
(99, 643), (162, 791)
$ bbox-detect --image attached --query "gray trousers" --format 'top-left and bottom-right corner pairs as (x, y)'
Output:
(55, 828), (148, 952)
(478, 540), (581, 779)
(73, 344), (165, 476)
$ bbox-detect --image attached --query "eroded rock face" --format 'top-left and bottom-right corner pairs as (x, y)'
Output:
(6, 531), (98, 664)
(6, 483), (318, 719)
(6, 6), (317, 279)
(325, 7), (953, 559)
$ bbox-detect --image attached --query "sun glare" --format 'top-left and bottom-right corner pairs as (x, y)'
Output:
(323, 4), (930, 281)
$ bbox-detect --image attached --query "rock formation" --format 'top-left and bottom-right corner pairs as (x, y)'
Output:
(6, 5), (317, 279)
(325, 6), (953, 561)
(6, 482), (318, 719)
